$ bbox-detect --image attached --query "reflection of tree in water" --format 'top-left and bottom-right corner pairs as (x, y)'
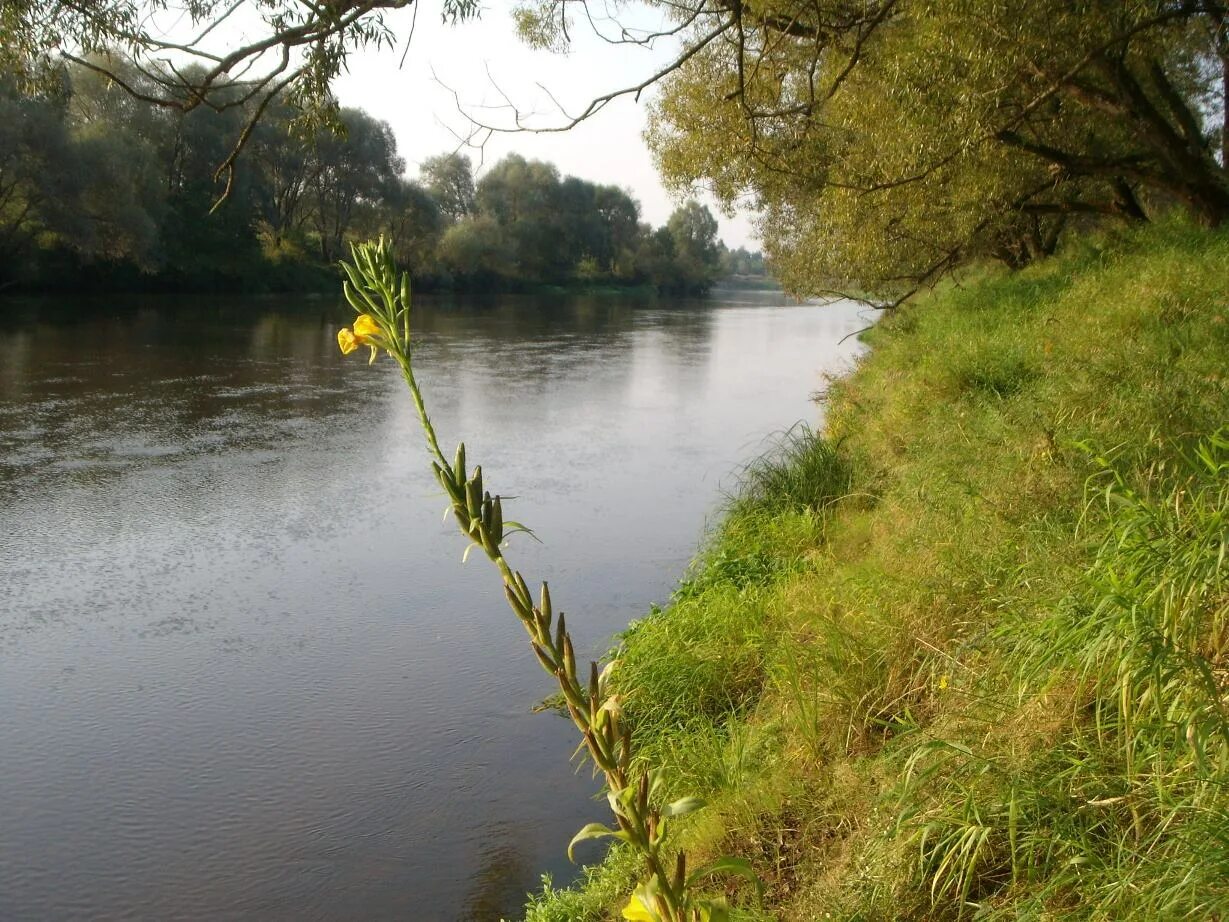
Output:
(457, 825), (535, 922)
(645, 299), (719, 362)
(415, 291), (642, 340)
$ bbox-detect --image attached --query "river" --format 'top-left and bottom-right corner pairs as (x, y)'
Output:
(0, 289), (868, 920)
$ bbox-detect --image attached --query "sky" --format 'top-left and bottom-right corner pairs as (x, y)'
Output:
(327, 3), (760, 249)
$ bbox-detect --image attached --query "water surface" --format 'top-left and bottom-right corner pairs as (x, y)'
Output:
(0, 290), (868, 920)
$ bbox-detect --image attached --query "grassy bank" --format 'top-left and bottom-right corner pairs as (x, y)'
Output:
(522, 218), (1228, 920)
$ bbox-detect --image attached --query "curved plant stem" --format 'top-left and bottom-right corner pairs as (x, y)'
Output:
(339, 240), (718, 921)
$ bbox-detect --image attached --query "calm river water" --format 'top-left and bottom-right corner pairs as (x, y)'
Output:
(0, 290), (868, 921)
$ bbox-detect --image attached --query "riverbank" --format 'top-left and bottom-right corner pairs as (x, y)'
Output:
(523, 217), (1229, 919)
(2, 249), (730, 299)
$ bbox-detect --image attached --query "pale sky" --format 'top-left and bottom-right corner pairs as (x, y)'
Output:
(329, 4), (759, 249)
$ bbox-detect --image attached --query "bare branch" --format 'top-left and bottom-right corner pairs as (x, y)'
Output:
(453, 14), (736, 136)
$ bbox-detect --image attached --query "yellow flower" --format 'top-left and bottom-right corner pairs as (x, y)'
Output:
(622, 895), (657, 922)
(352, 314), (380, 340)
(938, 673), (950, 691)
(337, 327), (359, 355)
(337, 315), (383, 361)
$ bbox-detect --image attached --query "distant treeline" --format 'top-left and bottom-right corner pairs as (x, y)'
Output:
(0, 60), (767, 295)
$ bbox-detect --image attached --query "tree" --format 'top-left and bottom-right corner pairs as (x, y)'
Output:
(360, 177), (445, 275)
(153, 73), (268, 279)
(2, 54), (719, 293)
(2, 1), (481, 200)
(634, 0), (1229, 297)
(307, 107), (404, 262)
(250, 105), (315, 250)
(655, 200), (720, 293)
(666, 200), (719, 270)
(0, 72), (167, 278)
(70, 122), (165, 266)
(633, 224), (678, 292)
(593, 184), (641, 273)
(0, 86), (79, 272)
(420, 152), (476, 223)
(10, 2), (1227, 296)
(66, 54), (173, 151)
(720, 246), (766, 277)
(436, 215), (514, 285)
(463, 1), (1217, 300)
(475, 154), (569, 280)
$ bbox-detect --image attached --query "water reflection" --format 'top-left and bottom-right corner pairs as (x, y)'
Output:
(459, 826), (536, 922)
(0, 290), (868, 920)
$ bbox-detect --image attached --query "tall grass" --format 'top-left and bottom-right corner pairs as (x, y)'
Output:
(896, 431), (1229, 918)
(726, 425), (852, 521)
(612, 427), (853, 793)
(521, 218), (1229, 920)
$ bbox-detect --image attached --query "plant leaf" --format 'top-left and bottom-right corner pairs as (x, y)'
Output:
(695, 897), (730, 922)
(661, 795), (706, 818)
(688, 856), (763, 899)
(567, 822), (618, 862)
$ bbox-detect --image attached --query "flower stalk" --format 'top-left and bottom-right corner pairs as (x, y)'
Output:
(337, 238), (753, 922)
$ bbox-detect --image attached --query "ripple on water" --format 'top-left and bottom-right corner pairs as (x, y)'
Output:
(213, 383), (296, 399)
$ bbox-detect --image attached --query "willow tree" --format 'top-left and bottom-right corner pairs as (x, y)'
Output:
(420, 152), (477, 224)
(588, 0), (1224, 299)
(1, 0), (481, 200)
(632, 0), (1229, 299)
(511, 1), (1228, 298)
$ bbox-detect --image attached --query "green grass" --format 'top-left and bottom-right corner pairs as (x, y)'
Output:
(725, 425), (852, 520)
(518, 217), (1229, 920)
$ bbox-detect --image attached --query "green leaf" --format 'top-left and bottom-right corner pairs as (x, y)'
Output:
(567, 822), (619, 862)
(661, 795), (706, 818)
(688, 856), (763, 899)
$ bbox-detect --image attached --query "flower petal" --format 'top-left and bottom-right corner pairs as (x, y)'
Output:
(622, 895), (657, 922)
(337, 328), (358, 355)
(353, 314), (380, 338)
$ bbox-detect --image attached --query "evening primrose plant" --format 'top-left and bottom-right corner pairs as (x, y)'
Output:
(336, 238), (756, 922)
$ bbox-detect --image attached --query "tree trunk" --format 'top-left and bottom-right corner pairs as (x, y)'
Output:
(1111, 179), (1147, 221)
(1218, 17), (1229, 171)
(1098, 56), (1229, 226)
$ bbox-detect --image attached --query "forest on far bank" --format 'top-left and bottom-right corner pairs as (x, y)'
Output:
(0, 58), (767, 297)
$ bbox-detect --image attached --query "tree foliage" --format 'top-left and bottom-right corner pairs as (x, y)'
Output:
(5, 1), (1226, 299)
(308, 107), (404, 261)
(421, 152), (477, 223)
(493, 0), (1229, 299)
(0, 60), (732, 294)
(631, 0), (1229, 297)
(0, 1), (483, 200)
(446, 152), (721, 290)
